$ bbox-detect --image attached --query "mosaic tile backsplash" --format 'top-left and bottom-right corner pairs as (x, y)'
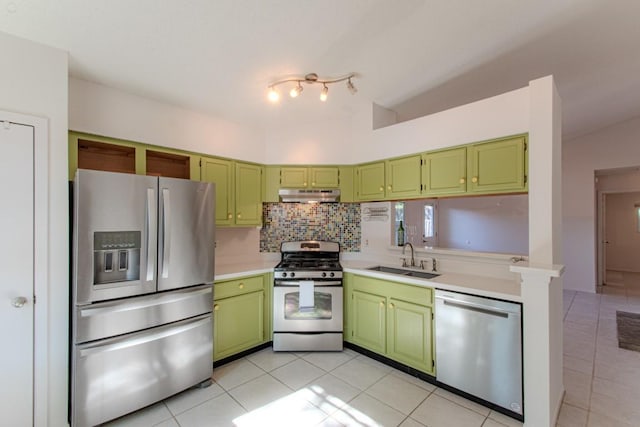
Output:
(260, 203), (361, 252)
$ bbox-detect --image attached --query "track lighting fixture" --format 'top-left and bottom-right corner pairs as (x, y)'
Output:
(267, 72), (357, 103)
(320, 84), (328, 102)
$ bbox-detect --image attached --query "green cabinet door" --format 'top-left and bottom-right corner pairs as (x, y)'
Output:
(213, 291), (264, 361)
(201, 157), (234, 225)
(264, 166), (281, 203)
(422, 147), (467, 196)
(386, 155), (422, 199)
(235, 162), (263, 226)
(467, 136), (526, 194)
(310, 167), (340, 188)
(280, 167), (309, 188)
(338, 166), (355, 202)
(387, 298), (433, 374)
(356, 161), (385, 201)
(351, 290), (387, 354)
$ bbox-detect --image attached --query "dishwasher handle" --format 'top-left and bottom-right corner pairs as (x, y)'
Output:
(437, 295), (518, 318)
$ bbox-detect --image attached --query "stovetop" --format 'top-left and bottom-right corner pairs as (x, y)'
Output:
(274, 241), (342, 280)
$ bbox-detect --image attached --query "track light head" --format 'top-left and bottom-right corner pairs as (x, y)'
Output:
(268, 87), (280, 102)
(289, 82), (303, 98)
(320, 84), (328, 102)
(347, 78), (357, 95)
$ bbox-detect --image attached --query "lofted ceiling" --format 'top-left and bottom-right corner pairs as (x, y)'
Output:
(1, 0), (639, 140)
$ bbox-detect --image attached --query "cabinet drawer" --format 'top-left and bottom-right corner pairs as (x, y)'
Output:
(352, 275), (433, 306)
(392, 283), (433, 307)
(215, 275), (264, 299)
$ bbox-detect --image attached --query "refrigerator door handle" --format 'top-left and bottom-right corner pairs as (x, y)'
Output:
(78, 285), (212, 317)
(146, 188), (156, 281)
(161, 188), (171, 278)
(78, 315), (210, 357)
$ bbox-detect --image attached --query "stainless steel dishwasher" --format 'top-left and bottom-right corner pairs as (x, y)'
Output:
(435, 289), (523, 417)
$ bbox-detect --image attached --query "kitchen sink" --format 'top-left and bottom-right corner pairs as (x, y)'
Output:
(367, 266), (440, 280)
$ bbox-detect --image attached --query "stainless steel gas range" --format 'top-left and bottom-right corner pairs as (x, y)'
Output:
(273, 241), (343, 351)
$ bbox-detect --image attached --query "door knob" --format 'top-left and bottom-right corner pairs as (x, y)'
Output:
(11, 296), (28, 308)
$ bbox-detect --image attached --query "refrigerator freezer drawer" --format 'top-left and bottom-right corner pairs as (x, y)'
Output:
(72, 314), (213, 427)
(75, 284), (212, 343)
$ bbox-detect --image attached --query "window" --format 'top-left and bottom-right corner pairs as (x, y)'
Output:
(423, 201), (437, 247)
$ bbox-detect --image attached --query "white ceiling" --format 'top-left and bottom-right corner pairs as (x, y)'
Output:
(1, 0), (639, 140)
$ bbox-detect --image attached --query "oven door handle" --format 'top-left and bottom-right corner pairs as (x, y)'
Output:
(274, 280), (342, 287)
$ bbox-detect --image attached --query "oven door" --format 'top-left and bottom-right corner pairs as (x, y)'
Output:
(273, 281), (343, 332)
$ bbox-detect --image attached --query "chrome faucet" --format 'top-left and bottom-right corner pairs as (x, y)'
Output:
(402, 243), (415, 267)
(420, 257), (437, 272)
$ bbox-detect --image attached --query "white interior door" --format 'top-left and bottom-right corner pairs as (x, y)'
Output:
(0, 120), (34, 426)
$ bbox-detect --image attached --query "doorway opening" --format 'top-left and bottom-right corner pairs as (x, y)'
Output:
(596, 166), (640, 296)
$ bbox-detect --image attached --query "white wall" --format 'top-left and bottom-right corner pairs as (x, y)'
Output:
(69, 78), (265, 162)
(368, 87), (530, 162)
(437, 195), (528, 254)
(563, 116), (640, 291)
(0, 31), (69, 426)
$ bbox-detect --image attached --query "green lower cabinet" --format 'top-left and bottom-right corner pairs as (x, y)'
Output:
(387, 298), (434, 374)
(213, 274), (270, 361)
(213, 291), (264, 361)
(347, 273), (435, 375)
(351, 290), (387, 354)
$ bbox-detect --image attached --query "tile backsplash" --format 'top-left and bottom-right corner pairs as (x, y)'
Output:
(260, 203), (361, 252)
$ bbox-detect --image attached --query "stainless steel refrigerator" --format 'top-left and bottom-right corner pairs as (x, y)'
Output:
(71, 169), (215, 427)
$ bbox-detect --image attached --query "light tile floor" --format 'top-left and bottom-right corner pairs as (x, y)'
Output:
(105, 285), (640, 427)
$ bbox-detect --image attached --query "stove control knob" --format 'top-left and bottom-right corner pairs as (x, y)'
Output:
(329, 272), (335, 278)
(322, 272), (327, 278)
(290, 272), (295, 278)
(282, 272), (287, 278)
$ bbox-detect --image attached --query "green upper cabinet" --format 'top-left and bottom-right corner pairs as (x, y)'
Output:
(338, 166), (355, 202)
(264, 166), (281, 203)
(69, 131), (201, 180)
(280, 167), (309, 188)
(310, 167), (340, 188)
(201, 157), (234, 226)
(144, 147), (200, 180)
(467, 135), (527, 194)
(201, 157), (263, 227)
(279, 166), (340, 188)
(386, 155), (422, 199)
(235, 161), (263, 226)
(422, 147), (467, 196)
(356, 161), (386, 201)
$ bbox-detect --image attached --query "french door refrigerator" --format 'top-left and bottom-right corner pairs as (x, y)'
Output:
(71, 169), (215, 427)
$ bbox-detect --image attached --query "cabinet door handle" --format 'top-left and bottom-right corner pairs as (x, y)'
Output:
(303, 182), (307, 187)
(239, 283), (244, 289)
(379, 301), (385, 307)
(389, 303), (395, 309)
(387, 185), (392, 190)
(311, 182), (316, 187)
(459, 178), (465, 184)
(472, 176), (478, 183)
(237, 213), (242, 219)
(213, 304), (219, 311)
(227, 213), (233, 219)
(379, 186), (384, 192)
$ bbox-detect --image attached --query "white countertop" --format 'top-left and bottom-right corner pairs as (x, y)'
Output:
(214, 261), (277, 281)
(214, 259), (522, 302)
(343, 260), (522, 302)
